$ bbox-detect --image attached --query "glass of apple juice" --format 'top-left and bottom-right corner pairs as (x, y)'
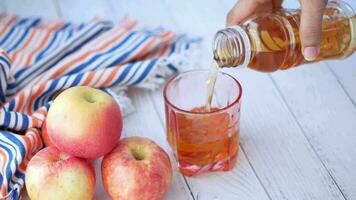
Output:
(163, 69), (242, 176)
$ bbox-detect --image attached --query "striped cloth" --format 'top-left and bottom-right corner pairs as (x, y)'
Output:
(0, 14), (199, 199)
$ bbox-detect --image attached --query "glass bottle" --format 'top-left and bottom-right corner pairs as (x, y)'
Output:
(213, 0), (356, 72)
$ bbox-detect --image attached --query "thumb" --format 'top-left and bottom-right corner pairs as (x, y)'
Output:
(300, 0), (327, 61)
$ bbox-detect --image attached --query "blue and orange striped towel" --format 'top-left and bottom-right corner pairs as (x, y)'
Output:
(0, 14), (200, 199)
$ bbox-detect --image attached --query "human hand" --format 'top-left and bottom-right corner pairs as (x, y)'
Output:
(227, 0), (328, 61)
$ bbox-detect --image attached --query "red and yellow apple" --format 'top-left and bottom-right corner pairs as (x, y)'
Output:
(46, 86), (122, 158)
(41, 120), (53, 146)
(25, 146), (96, 200)
(101, 136), (173, 200)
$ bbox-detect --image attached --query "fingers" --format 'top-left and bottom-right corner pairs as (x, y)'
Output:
(227, 1), (258, 26)
(227, 0), (283, 26)
(300, 0), (328, 61)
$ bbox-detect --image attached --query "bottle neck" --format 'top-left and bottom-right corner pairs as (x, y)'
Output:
(213, 26), (251, 68)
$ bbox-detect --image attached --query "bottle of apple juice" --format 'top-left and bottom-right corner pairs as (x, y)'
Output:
(213, 0), (356, 72)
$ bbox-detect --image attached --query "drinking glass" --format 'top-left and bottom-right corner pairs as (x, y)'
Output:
(163, 70), (242, 176)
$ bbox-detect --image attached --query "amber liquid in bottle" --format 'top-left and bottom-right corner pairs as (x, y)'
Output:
(213, 1), (356, 72)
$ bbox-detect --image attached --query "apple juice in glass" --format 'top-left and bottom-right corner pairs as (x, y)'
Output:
(163, 70), (242, 176)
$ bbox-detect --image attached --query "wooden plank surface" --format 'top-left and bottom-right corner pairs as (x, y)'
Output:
(2, 0), (356, 199)
(0, 1), (6, 12)
(54, 0), (116, 22)
(328, 56), (356, 106)
(4, 0), (58, 19)
(235, 68), (345, 200)
(271, 62), (356, 199)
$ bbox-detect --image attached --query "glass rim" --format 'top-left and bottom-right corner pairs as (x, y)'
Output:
(163, 69), (243, 115)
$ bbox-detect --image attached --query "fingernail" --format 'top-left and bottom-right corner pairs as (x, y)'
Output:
(303, 46), (319, 61)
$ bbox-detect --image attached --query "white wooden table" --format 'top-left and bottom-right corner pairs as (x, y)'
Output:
(2, 0), (356, 199)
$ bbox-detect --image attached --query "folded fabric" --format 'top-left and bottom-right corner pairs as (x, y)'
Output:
(0, 14), (200, 199)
